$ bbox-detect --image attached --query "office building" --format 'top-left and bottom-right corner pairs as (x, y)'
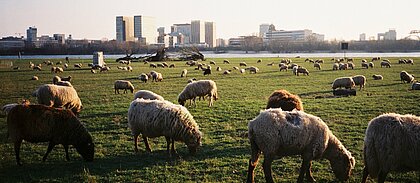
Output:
(191, 20), (205, 44)
(134, 15), (156, 44)
(26, 27), (37, 43)
(377, 29), (397, 40)
(205, 22), (216, 48)
(171, 23), (191, 44)
(116, 16), (134, 42)
(259, 24), (270, 37)
(157, 27), (165, 43)
(264, 28), (324, 42)
(359, 33), (366, 41)
(53, 34), (65, 44)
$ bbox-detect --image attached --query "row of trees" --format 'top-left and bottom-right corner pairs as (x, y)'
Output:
(1, 39), (419, 55)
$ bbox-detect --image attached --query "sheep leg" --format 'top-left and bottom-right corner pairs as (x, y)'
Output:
(361, 166), (369, 183)
(305, 161), (316, 182)
(377, 170), (388, 183)
(143, 136), (152, 152)
(134, 134), (139, 152)
(165, 137), (177, 157)
(246, 141), (261, 183)
(192, 98), (196, 107)
(297, 158), (311, 183)
(14, 140), (23, 166)
(42, 142), (56, 162)
(63, 144), (70, 161)
(262, 155), (274, 183)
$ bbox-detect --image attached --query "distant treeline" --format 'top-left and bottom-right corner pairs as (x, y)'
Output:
(1, 40), (419, 55)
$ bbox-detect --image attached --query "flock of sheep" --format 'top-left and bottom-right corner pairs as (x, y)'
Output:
(2, 56), (420, 183)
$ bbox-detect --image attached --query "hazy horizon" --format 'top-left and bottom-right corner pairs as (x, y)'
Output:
(1, 0), (419, 41)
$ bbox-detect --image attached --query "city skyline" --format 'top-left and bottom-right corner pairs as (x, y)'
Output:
(0, 0), (419, 41)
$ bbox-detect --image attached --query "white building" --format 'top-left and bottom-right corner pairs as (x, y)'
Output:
(259, 24), (270, 37)
(359, 33), (366, 41)
(216, 38), (227, 47)
(171, 23), (191, 44)
(116, 16), (134, 42)
(264, 29), (324, 43)
(205, 22), (216, 48)
(377, 29), (397, 40)
(134, 15), (157, 44)
(191, 20), (205, 44)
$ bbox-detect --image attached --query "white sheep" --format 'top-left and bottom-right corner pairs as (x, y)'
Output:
(369, 62), (374, 68)
(400, 71), (414, 83)
(114, 80), (135, 94)
(31, 76), (39, 80)
(32, 84), (82, 115)
(239, 69), (245, 73)
(247, 109), (355, 183)
(333, 63), (339, 70)
(247, 66), (259, 74)
(150, 71), (163, 82)
(332, 77), (355, 90)
(352, 75), (367, 90)
(372, 75), (383, 80)
(127, 98), (202, 156)
(240, 62), (247, 67)
(55, 81), (73, 87)
(100, 66), (110, 72)
(216, 66), (222, 71)
(181, 69), (188, 77)
(133, 90), (164, 101)
(380, 61), (391, 68)
(223, 70), (231, 75)
(52, 76), (61, 84)
(178, 80), (218, 107)
(347, 62), (355, 69)
(138, 73), (148, 83)
(314, 63), (321, 70)
(361, 113), (420, 183)
(361, 62), (369, 69)
(339, 63), (348, 70)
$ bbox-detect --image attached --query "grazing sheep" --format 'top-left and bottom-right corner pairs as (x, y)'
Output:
(332, 77), (355, 90)
(333, 89), (356, 96)
(203, 68), (211, 76)
(51, 66), (57, 73)
(29, 62), (34, 69)
(406, 59), (414, 65)
(209, 60), (216, 65)
(32, 84), (83, 115)
(233, 66), (239, 70)
(33, 66), (42, 71)
(339, 63), (348, 70)
(181, 69), (188, 77)
(333, 63), (339, 70)
(52, 76), (61, 84)
(100, 66), (110, 72)
(239, 69), (245, 73)
(127, 98), (202, 156)
(257, 59), (262, 63)
(64, 63), (68, 68)
(223, 70), (231, 75)
(74, 63), (82, 68)
(247, 66), (259, 74)
(149, 63), (157, 68)
(361, 62), (369, 69)
(90, 69), (96, 74)
(266, 89), (303, 111)
(292, 66), (298, 75)
(412, 82), (420, 90)
(372, 75), (383, 80)
(240, 62), (247, 67)
(138, 73), (148, 83)
(400, 71), (414, 83)
(31, 76), (39, 80)
(372, 57), (381, 61)
(352, 75), (367, 90)
(361, 59), (367, 63)
(296, 67), (309, 76)
(133, 90), (164, 101)
(247, 109), (355, 183)
(169, 64), (175, 68)
(127, 66), (133, 72)
(314, 63), (321, 70)
(7, 104), (94, 165)
(114, 80), (135, 94)
(369, 62), (374, 68)
(361, 113), (420, 183)
(288, 63), (298, 69)
(223, 59), (230, 64)
(347, 62), (355, 69)
(55, 81), (73, 87)
(315, 59), (324, 63)
(380, 61), (391, 68)
(216, 66), (222, 71)
(178, 80), (218, 107)
(150, 71), (163, 82)
(279, 64), (288, 71)
(157, 63), (165, 68)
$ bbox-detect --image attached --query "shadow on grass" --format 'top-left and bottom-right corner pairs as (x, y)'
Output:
(299, 90), (332, 97)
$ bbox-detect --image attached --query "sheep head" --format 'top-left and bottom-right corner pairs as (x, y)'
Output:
(74, 132), (95, 162)
(185, 130), (202, 155)
(330, 149), (355, 181)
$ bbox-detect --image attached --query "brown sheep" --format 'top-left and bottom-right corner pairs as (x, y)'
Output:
(266, 89), (303, 111)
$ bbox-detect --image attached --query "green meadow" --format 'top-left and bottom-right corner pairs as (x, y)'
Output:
(0, 57), (419, 182)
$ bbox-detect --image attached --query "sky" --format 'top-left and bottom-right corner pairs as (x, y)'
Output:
(1, 0), (419, 41)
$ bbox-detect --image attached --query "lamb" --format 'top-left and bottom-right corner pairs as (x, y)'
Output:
(333, 63), (339, 70)
(247, 109), (355, 183)
(114, 80), (135, 94)
(181, 69), (188, 77)
(352, 75), (367, 90)
(266, 89), (303, 111)
(369, 62), (374, 68)
(296, 67), (309, 76)
(412, 82), (420, 90)
(127, 98), (202, 156)
(240, 62), (247, 67)
(361, 113), (420, 183)
(332, 77), (355, 90)
(400, 71), (414, 83)
(380, 61), (391, 68)
(314, 63), (321, 70)
(32, 84), (83, 115)
(138, 73), (148, 83)
(7, 104), (94, 165)
(133, 90), (164, 101)
(372, 75), (383, 80)
(178, 80), (218, 107)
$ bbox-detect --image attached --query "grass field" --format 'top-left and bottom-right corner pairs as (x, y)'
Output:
(0, 56), (419, 182)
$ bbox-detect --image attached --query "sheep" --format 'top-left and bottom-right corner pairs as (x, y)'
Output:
(292, 66), (298, 75)
(223, 70), (231, 75)
(371, 75), (383, 80)
(29, 62), (34, 69)
(380, 61), (391, 68)
(361, 113), (420, 183)
(169, 64), (175, 68)
(288, 63), (298, 69)
(361, 62), (369, 69)
(315, 59), (324, 63)
(64, 63), (68, 68)
(32, 84), (83, 115)
(133, 90), (164, 101)
(149, 63), (157, 68)
(209, 60), (216, 65)
(266, 89), (303, 111)
(138, 73), (148, 83)
(296, 67), (309, 76)
(240, 62), (247, 67)
(56, 81), (73, 87)
(314, 63), (321, 70)
(150, 71), (163, 82)
(2, 99), (30, 115)
(352, 75), (366, 90)
(33, 66), (42, 71)
(406, 59), (414, 65)
(279, 64), (288, 71)
(369, 62), (374, 68)
(361, 59), (367, 63)
(372, 57), (381, 61)
(74, 63), (82, 68)
(7, 104), (94, 165)
(400, 71), (414, 83)
(333, 63), (339, 70)
(31, 76), (39, 80)
(233, 66), (239, 70)
(127, 98), (202, 156)
(332, 77), (355, 90)
(223, 59), (230, 64)
(178, 80), (218, 107)
(247, 109), (355, 183)
(247, 66), (259, 74)
(127, 66), (133, 72)
(52, 76), (61, 84)
(181, 69), (188, 77)
(339, 63), (348, 70)
(157, 63), (165, 68)
(257, 59), (262, 63)
(100, 66), (110, 72)
(216, 66), (222, 71)
(114, 80), (134, 94)
(412, 82), (420, 90)
(161, 62), (169, 67)
(51, 66), (57, 73)
(347, 62), (355, 69)
(203, 68), (211, 76)
(91, 69), (96, 74)
(239, 69), (245, 73)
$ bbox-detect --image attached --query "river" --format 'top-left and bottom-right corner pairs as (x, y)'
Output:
(1, 51), (420, 60)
